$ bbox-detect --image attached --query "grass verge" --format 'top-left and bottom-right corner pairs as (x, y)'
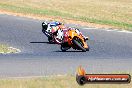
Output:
(0, 75), (131, 88)
(0, 0), (132, 30)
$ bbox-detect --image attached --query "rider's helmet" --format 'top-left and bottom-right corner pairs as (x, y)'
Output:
(42, 21), (48, 30)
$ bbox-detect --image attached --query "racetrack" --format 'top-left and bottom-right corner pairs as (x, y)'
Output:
(0, 14), (132, 77)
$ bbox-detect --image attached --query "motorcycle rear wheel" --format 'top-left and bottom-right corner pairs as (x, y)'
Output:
(48, 37), (54, 44)
(61, 42), (71, 52)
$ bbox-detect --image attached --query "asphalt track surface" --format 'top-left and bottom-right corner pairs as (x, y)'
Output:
(0, 14), (132, 77)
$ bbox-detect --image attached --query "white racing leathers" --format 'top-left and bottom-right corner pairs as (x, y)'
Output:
(54, 29), (64, 44)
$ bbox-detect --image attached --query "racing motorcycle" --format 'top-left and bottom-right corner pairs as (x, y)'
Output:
(61, 29), (89, 52)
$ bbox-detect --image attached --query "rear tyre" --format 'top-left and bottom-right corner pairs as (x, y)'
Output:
(72, 38), (86, 52)
(61, 46), (66, 52)
(48, 37), (54, 44)
(61, 42), (71, 52)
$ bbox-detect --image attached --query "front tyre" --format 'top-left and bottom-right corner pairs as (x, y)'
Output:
(72, 38), (86, 52)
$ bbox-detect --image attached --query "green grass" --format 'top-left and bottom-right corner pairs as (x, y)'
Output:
(0, 3), (73, 18)
(76, 16), (132, 30)
(0, 0), (132, 30)
(0, 44), (9, 53)
(0, 75), (131, 88)
(0, 44), (19, 54)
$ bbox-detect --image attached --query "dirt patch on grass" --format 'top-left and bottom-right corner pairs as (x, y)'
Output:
(0, 9), (116, 29)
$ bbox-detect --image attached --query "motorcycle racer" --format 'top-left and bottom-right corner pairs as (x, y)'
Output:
(42, 21), (62, 36)
(42, 21), (63, 43)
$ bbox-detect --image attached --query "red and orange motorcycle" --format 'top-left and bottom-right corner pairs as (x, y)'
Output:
(60, 29), (89, 52)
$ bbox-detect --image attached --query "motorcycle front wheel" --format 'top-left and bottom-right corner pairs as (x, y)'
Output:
(72, 38), (86, 52)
